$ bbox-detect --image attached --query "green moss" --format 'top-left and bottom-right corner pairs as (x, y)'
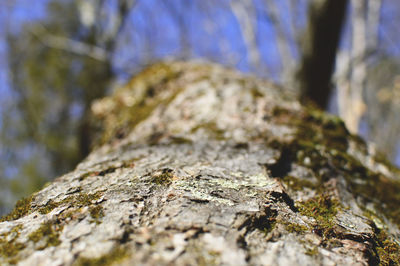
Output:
(240, 211), (277, 236)
(281, 175), (317, 191)
(191, 122), (226, 140)
(79, 161), (136, 181)
(0, 190), (103, 224)
(79, 172), (97, 181)
(169, 136), (193, 144)
(327, 146), (400, 226)
(89, 205), (104, 224)
(305, 246), (319, 256)
(60, 209), (77, 221)
(96, 63), (184, 145)
(272, 105), (349, 153)
(151, 168), (174, 186)
(376, 229), (400, 265)
(75, 247), (128, 266)
(0, 196), (33, 222)
(38, 191), (103, 216)
(349, 174), (400, 226)
(261, 219), (277, 235)
(39, 200), (62, 215)
(0, 224), (25, 263)
(270, 104), (400, 227)
(285, 222), (309, 234)
(74, 192), (102, 204)
(250, 86), (264, 98)
(373, 150), (400, 176)
(28, 221), (63, 249)
(297, 194), (339, 237)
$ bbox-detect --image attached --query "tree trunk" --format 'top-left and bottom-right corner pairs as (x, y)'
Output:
(1, 61), (399, 265)
(298, 0), (349, 109)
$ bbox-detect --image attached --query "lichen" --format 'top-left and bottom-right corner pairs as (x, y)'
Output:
(175, 181), (233, 206)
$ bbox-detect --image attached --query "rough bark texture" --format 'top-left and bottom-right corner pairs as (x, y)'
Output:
(1, 61), (400, 265)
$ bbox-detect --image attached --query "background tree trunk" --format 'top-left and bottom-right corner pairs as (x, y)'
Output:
(298, 0), (349, 109)
(1, 61), (399, 265)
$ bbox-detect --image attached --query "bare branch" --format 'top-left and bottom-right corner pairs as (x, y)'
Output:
(102, 0), (137, 51)
(366, 0), (382, 52)
(230, 0), (264, 74)
(29, 24), (109, 61)
(263, 0), (295, 82)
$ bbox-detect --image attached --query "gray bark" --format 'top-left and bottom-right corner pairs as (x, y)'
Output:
(1, 61), (399, 265)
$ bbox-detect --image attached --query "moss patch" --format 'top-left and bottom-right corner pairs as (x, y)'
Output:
(375, 229), (400, 265)
(151, 168), (175, 186)
(0, 196), (34, 222)
(93, 62), (184, 145)
(169, 136), (193, 144)
(0, 224), (25, 263)
(38, 191), (103, 215)
(285, 222), (309, 234)
(89, 205), (104, 224)
(297, 194), (339, 238)
(272, 105), (349, 153)
(238, 209), (277, 236)
(269, 104), (400, 227)
(38, 200), (62, 215)
(191, 122), (226, 141)
(305, 246), (319, 256)
(79, 160), (136, 181)
(281, 175), (317, 191)
(75, 247), (128, 266)
(347, 172), (400, 226)
(28, 221), (63, 250)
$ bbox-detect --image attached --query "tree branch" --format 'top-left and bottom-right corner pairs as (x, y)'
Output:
(29, 24), (109, 61)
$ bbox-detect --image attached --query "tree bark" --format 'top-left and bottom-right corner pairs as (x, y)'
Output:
(1, 61), (399, 265)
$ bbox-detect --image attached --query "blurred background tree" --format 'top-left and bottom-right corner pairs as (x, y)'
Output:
(0, 0), (399, 214)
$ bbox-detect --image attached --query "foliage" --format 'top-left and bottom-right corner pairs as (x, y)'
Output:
(1, 0), (112, 212)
